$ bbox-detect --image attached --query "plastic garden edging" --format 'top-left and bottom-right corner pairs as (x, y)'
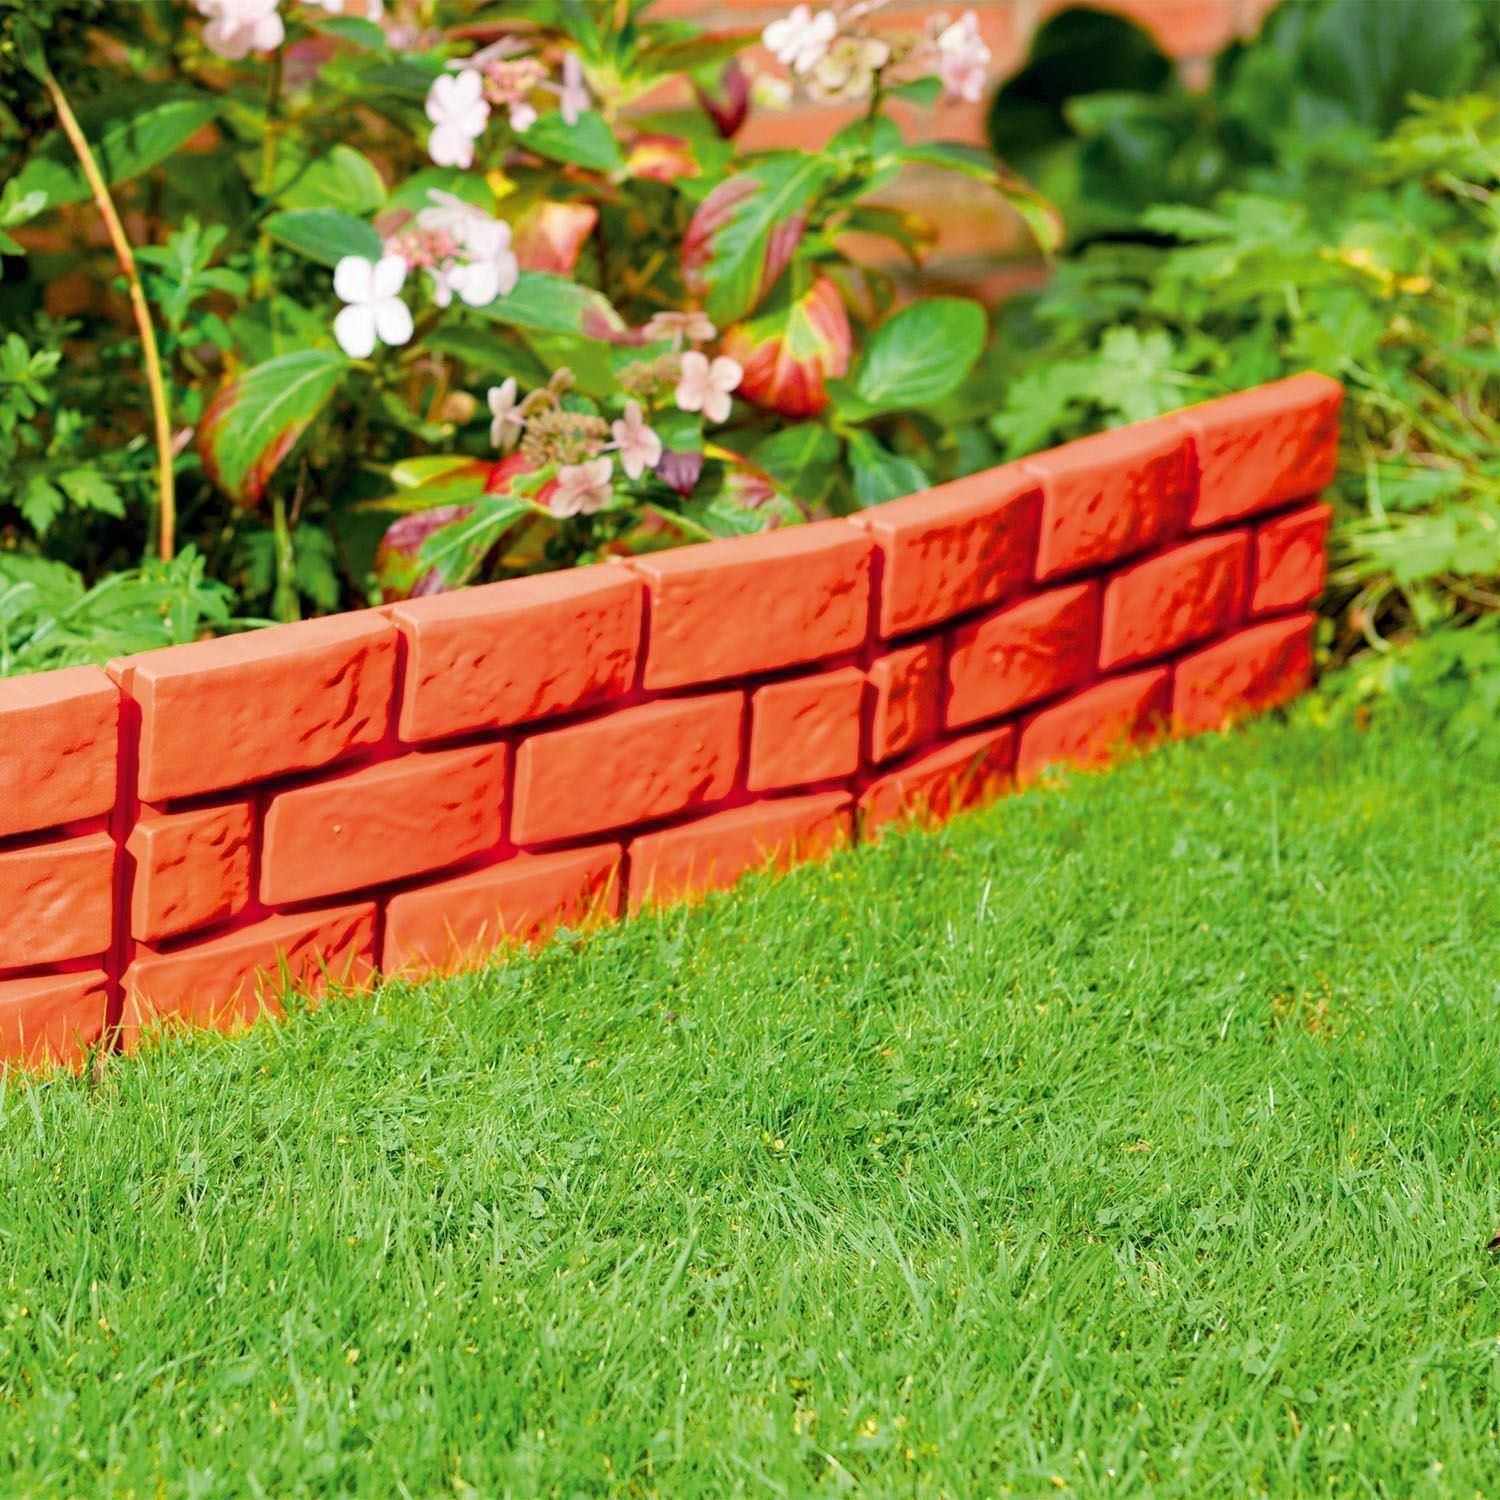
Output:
(0, 373), (1342, 1067)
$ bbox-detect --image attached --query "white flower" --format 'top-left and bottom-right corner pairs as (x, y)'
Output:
(609, 401), (663, 481)
(763, 5), (838, 75)
(675, 351), (742, 424)
(487, 379), (524, 450)
(934, 10), (991, 104)
(508, 100), (538, 133)
(425, 70), (490, 169)
(197, 0), (284, 59)
(417, 192), (519, 309)
(551, 52), (591, 126)
(644, 310), (716, 347)
(332, 255), (413, 358)
(808, 34), (890, 104)
(549, 457), (614, 517)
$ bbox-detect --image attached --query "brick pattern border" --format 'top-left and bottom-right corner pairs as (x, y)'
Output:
(0, 374), (1340, 1067)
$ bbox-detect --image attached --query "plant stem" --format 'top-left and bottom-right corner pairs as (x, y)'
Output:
(270, 492), (301, 623)
(254, 46), (285, 350)
(42, 68), (177, 561)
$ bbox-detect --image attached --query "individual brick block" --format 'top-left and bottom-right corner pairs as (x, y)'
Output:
(747, 668), (863, 791)
(866, 640), (943, 762)
(260, 742), (506, 906)
(0, 665), (118, 840)
(511, 693), (741, 845)
(1252, 503), (1331, 615)
(1016, 669), (1170, 784)
(1176, 372), (1342, 528)
(946, 582), (1098, 728)
(850, 466), (1040, 637)
(0, 832), (115, 967)
(114, 612), (395, 803)
(0, 969), (109, 1068)
(628, 791), (852, 910)
(1098, 533), (1249, 670)
(1173, 614), (1315, 735)
(128, 803), (254, 944)
(631, 521), (870, 689)
(859, 724), (1015, 834)
(1024, 417), (1193, 582)
(383, 844), (622, 977)
(392, 566), (642, 742)
(120, 901), (377, 1045)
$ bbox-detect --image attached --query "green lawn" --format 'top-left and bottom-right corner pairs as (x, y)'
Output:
(2, 696), (1496, 1497)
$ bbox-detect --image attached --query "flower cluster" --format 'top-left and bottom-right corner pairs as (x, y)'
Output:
(424, 44), (590, 168)
(479, 343), (742, 521)
(760, 2), (991, 106)
(193, 0), (385, 62)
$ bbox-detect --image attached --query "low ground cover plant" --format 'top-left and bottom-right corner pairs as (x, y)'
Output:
(0, 0), (1051, 666)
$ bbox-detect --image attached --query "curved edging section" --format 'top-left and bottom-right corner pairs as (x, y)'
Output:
(0, 374), (1342, 1066)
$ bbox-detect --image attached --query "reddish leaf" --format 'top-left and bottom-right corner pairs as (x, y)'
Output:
(625, 132), (700, 184)
(695, 58), (749, 139)
(513, 201), (599, 275)
(722, 276), (852, 418)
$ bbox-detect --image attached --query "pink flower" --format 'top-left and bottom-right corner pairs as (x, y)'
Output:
(417, 192), (519, 308)
(196, 0), (283, 59)
(934, 11), (990, 104)
(609, 401), (663, 481)
(487, 379), (524, 450)
(644, 310), (716, 347)
(675, 351), (742, 424)
(425, 69), (490, 168)
(549, 52), (591, 126)
(332, 254), (412, 358)
(549, 457), (614, 517)
(763, 5), (837, 75)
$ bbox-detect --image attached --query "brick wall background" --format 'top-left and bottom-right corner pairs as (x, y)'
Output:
(0, 373), (1339, 1069)
(666, 0), (1281, 297)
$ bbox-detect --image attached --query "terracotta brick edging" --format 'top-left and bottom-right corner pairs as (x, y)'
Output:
(0, 374), (1341, 1068)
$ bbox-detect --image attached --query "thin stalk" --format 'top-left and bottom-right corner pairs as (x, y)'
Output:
(269, 492), (301, 624)
(42, 68), (176, 561)
(253, 46), (285, 350)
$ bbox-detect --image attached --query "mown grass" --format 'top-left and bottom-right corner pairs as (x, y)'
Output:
(0, 696), (1496, 1497)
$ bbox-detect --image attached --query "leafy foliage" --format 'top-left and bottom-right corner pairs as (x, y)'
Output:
(0, 0), (1047, 662)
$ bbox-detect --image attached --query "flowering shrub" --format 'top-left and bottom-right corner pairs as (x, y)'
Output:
(0, 0), (1053, 645)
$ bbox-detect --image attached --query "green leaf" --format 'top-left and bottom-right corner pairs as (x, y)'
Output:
(386, 168), (493, 215)
(749, 423), (841, 504)
(847, 431), (929, 508)
(262, 208), (381, 267)
(467, 271), (625, 339)
(267, 144), (386, 214)
(845, 298), (986, 419)
(901, 141), (1063, 254)
(14, 92), (219, 209)
(310, 14), (388, 50)
(687, 155), (832, 325)
(57, 468), (125, 517)
(18, 475), (64, 534)
(525, 111), (625, 174)
(425, 326), (550, 387)
(419, 495), (534, 587)
(199, 350), (350, 507)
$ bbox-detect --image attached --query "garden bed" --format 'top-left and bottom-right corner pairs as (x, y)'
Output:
(0, 372), (1339, 1067)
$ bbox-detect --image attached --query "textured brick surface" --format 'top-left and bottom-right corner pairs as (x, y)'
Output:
(628, 792), (852, 910)
(1017, 670), (1171, 783)
(393, 567), (642, 742)
(632, 521), (870, 688)
(1174, 615), (1316, 734)
(1099, 533), (1249, 670)
(128, 803), (254, 943)
(0, 969), (109, 1067)
(121, 902), (377, 1044)
(947, 583), (1099, 728)
(384, 845), (621, 977)
(860, 725), (1015, 833)
(866, 640), (943, 762)
(116, 612), (396, 803)
(0, 832), (115, 967)
(0, 377), (1338, 1060)
(512, 694), (742, 845)
(0, 665), (117, 839)
(1026, 419), (1193, 581)
(851, 466), (1040, 637)
(1252, 503), (1331, 615)
(1178, 373), (1342, 528)
(260, 743), (506, 906)
(747, 668), (864, 791)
